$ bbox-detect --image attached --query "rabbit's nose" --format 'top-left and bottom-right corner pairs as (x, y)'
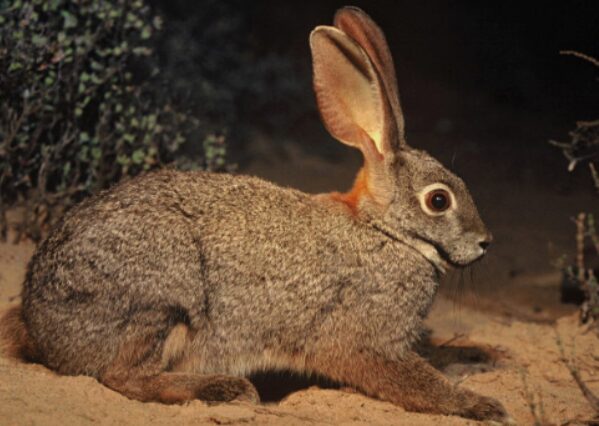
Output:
(478, 233), (493, 251)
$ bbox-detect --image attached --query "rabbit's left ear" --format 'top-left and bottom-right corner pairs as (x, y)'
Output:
(334, 7), (406, 147)
(310, 26), (399, 161)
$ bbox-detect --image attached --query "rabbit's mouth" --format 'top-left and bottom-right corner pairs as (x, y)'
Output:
(408, 233), (479, 273)
(417, 235), (487, 273)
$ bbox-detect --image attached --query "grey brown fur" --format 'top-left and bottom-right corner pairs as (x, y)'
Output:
(2, 6), (508, 422)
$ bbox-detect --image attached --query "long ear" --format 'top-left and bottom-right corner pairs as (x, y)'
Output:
(310, 25), (398, 162)
(334, 6), (406, 147)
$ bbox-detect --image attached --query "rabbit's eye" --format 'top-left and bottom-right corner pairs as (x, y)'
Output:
(426, 190), (450, 212)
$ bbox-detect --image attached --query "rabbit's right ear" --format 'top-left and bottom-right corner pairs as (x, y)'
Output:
(310, 26), (400, 164)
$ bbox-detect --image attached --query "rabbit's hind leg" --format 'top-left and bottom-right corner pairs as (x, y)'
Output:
(100, 323), (259, 404)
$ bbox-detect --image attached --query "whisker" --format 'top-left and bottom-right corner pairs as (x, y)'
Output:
(469, 264), (479, 308)
(451, 269), (461, 326)
(453, 268), (465, 326)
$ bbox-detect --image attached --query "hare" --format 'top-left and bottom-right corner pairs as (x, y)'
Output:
(1, 6), (508, 422)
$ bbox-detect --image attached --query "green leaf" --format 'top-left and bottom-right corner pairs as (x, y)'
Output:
(147, 114), (157, 129)
(32, 35), (48, 46)
(78, 146), (89, 161)
(152, 16), (163, 31)
(49, 0), (62, 11)
(131, 149), (145, 164)
(61, 11), (78, 29)
(141, 26), (151, 40)
(91, 74), (103, 84)
(91, 147), (102, 160)
(8, 62), (23, 72)
(90, 60), (103, 71)
(132, 47), (151, 56)
(116, 155), (130, 166)
(109, 8), (121, 19)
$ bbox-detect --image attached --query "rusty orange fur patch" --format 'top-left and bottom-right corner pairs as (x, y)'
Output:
(330, 168), (371, 214)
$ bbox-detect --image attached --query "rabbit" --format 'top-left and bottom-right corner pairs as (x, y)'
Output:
(1, 6), (508, 422)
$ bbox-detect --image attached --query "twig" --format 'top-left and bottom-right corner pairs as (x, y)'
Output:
(576, 213), (586, 284)
(590, 163), (599, 194)
(566, 363), (599, 414)
(556, 331), (599, 414)
(518, 367), (545, 426)
(439, 332), (466, 347)
(560, 50), (599, 68)
(588, 215), (599, 255)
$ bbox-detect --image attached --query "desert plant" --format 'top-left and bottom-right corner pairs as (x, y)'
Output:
(0, 0), (228, 241)
(568, 213), (599, 323)
(550, 51), (599, 193)
(551, 51), (599, 324)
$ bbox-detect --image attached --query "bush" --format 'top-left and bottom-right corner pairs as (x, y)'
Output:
(151, 0), (313, 144)
(0, 0), (224, 241)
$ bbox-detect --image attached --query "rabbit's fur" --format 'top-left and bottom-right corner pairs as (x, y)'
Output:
(1, 6), (508, 422)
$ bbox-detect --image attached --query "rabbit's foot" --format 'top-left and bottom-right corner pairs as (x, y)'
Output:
(103, 372), (260, 404)
(455, 389), (510, 423)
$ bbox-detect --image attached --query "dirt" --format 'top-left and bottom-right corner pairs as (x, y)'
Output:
(1, 141), (598, 424)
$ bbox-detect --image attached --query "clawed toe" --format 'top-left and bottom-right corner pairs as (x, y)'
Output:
(461, 394), (510, 423)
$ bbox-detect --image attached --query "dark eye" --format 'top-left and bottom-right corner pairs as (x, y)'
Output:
(426, 189), (451, 212)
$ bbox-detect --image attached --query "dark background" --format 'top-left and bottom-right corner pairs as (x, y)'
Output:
(247, 0), (598, 120)
(152, 0), (598, 190)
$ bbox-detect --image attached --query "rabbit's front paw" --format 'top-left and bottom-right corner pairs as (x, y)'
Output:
(458, 391), (511, 423)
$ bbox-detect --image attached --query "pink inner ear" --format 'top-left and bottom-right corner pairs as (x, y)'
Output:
(310, 26), (392, 156)
(313, 79), (363, 149)
(356, 127), (384, 163)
